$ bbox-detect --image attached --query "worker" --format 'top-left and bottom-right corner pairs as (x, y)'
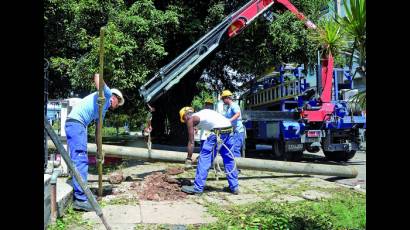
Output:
(221, 90), (245, 158)
(65, 73), (124, 211)
(179, 107), (239, 195)
(199, 98), (214, 150)
(143, 104), (155, 138)
(185, 98), (214, 169)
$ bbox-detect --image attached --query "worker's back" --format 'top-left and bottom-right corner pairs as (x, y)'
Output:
(68, 85), (112, 126)
(193, 109), (231, 130)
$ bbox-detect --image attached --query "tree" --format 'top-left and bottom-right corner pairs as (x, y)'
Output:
(309, 17), (347, 60)
(45, 0), (331, 144)
(337, 0), (366, 109)
(45, 0), (182, 128)
(107, 113), (129, 136)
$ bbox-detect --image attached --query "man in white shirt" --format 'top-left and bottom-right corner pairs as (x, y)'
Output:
(179, 107), (239, 195)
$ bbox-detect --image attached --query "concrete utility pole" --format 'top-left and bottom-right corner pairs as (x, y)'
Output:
(48, 141), (358, 178)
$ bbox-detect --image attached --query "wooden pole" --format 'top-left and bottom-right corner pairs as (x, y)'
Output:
(97, 27), (106, 197)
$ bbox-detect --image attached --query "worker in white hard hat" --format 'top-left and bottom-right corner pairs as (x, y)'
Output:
(221, 90), (245, 158)
(65, 73), (124, 212)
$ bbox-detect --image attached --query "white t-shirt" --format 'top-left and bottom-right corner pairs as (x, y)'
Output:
(192, 109), (231, 130)
(199, 129), (211, 141)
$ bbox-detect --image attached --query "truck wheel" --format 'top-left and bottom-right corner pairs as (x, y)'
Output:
(285, 151), (303, 161)
(273, 140), (285, 159)
(273, 140), (302, 161)
(323, 150), (356, 162)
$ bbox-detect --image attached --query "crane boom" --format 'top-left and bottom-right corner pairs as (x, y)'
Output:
(139, 0), (317, 103)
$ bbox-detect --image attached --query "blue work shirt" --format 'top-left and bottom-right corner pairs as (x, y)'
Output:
(224, 102), (244, 133)
(67, 84), (112, 126)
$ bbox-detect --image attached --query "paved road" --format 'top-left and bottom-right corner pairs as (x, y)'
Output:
(247, 145), (366, 190)
(303, 150), (366, 189)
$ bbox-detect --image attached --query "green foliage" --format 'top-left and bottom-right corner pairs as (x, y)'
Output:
(47, 205), (94, 230)
(349, 90), (366, 110)
(337, 0), (366, 108)
(191, 83), (215, 111)
(44, 0), (183, 125)
(309, 17), (347, 58)
(204, 192), (366, 230)
(203, 0), (329, 91)
(338, 0), (366, 49)
(88, 124), (126, 137)
(45, 0), (335, 141)
(52, 120), (60, 130)
(106, 113), (129, 128)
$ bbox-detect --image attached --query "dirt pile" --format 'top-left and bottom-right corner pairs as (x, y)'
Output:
(109, 171), (124, 184)
(137, 169), (191, 201)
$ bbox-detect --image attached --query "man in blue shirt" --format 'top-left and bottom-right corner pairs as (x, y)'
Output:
(65, 74), (124, 211)
(221, 90), (245, 158)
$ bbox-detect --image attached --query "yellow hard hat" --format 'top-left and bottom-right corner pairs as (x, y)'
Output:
(205, 98), (214, 104)
(179, 106), (194, 123)
(221, 90), (233, 97)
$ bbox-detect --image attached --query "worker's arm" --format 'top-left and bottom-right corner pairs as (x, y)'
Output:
(186, 118), (195, 159)
(229, 103), (241, 122)
(230, 111), (241, 122)
(186, 115), (200, 159)
(94, 74), (102, 90)
(94, 74), (113, 101)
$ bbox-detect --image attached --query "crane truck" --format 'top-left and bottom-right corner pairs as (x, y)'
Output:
(139, 0), (366, 162)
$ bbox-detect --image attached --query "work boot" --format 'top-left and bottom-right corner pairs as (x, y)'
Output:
(181, 185), (202, 195)
(222, 186), (240, 195)
(73, 199), (94, 212)
(184, 158), (193, 169)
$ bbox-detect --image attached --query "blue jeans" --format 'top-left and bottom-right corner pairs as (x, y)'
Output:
(233, 131), (245, 157)
(194, 133), (239, 192)
(65, 121), (88, 201)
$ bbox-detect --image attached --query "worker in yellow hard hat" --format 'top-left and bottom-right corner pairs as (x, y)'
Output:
(204, 98), (214, 109)
(179, 106), (239, 195)
(220, 90), (233, 98)
(200, 98), (215, 152)
(221, 90), (245, 159)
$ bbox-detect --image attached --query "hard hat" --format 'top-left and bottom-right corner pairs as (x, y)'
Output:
(179, 106), (194, 123)
(111, 88), (125, 106)
(221, 90), (233, 97)
(204, 98), (214, 104)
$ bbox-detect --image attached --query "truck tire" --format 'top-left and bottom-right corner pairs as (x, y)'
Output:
(273, 140), (302, 161)
(323, 150), (356, 162)
(289, 151), (303, 161)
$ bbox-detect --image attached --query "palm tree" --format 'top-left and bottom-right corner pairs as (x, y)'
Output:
(311, 18), (347, 58)
(337, 0), (366, 109)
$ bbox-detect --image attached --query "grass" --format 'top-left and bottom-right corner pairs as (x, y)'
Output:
(104, 196), (139, 206)
(88, 160), (127, 174)
(47, 204), (95, 230)
(201, 191), (365, 230)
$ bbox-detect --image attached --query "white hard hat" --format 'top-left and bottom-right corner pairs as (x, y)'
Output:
(111, 88), (125, 106)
